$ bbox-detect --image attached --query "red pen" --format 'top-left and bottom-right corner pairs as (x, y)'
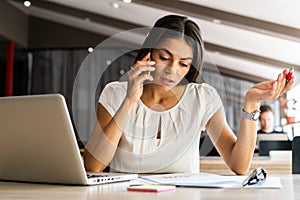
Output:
(286, 68), (294, 84)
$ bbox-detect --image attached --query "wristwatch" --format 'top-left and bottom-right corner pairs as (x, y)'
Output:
(242, 109), (261, 121)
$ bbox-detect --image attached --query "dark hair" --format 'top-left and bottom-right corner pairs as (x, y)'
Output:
(259, 105), (274, 120)
(135, 15), (204, 83)
(260, 105), (273, 113)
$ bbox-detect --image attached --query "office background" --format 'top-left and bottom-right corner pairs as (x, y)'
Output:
(1, 0), (300, 144)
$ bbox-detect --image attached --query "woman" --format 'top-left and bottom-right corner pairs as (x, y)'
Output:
(84, 15), (295, 174)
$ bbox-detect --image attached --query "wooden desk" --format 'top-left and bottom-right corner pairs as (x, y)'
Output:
(200, 156), (292, 175)
(0, 174), (299, 200)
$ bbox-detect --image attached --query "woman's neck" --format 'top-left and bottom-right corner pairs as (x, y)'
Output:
(141, 83), (186, 111)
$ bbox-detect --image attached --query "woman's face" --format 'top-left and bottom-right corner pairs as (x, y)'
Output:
(151, 38), (193, 89)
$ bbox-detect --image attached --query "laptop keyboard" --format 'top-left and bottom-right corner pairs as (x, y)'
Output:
(87, 174), (109, 178)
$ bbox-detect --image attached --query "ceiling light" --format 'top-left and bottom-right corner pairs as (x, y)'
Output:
(24, 0), (31, 7)
(112, 2), (120, 9)
(123, 0), (132, 3)
(212, 19), (222, 24)
(106, 60), (112, 65)
(88, 47), (94, 53)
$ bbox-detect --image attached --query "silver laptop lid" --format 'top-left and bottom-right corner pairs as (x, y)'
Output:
(0, 94), (89, 185)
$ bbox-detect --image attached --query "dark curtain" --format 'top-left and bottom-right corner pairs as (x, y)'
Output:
(31, 50), (87, 102)
(30, 49), (88, 147)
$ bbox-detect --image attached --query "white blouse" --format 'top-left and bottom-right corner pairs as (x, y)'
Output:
(99, 81), (222, 173)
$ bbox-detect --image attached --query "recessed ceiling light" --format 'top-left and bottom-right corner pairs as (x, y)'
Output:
(212, 19), (222, 24)
(123, 0), (132, 3)
(106, 60), (112, 65)
(24, 0), (31, 7)
(88, 47), (94, 53)
(112, 2), (120, 9)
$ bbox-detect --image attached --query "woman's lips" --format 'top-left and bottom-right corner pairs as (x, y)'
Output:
(160, 77), (175, 85)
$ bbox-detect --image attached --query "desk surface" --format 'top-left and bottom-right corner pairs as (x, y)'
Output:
(200, 156), (291, 175)
(0, 174), (299, 200)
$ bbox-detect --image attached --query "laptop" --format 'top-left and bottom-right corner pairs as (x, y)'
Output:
(0, 94), (138, 185)
(256, 133), (288, 148)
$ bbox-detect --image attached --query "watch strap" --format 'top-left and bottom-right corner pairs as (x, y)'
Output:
(242, 109), (261, 121)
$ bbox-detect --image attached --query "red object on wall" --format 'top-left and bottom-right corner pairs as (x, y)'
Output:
(5, 41), (14, 96)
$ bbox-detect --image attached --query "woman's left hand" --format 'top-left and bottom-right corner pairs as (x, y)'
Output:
(245, 69), (296, 107)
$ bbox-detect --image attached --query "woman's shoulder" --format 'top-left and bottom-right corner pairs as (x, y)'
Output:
(103, 81), (127, 92)
(100, 81), (127, 100)
(99, 81), (127, 105)
(187, 82), (218, 94)
(105, 81), (127, 88)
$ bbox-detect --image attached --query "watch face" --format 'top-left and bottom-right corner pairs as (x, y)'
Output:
(253, 111), (261, 120)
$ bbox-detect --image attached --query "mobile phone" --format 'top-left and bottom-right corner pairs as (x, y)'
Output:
(145, 50), (154, 76)
(141, 50), (154, 83)
(286, 68), (294, 84)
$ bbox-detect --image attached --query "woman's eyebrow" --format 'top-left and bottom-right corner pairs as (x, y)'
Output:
(159, 48), (192, 61)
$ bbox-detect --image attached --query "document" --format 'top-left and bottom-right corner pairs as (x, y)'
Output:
(135, 173), (282, 189)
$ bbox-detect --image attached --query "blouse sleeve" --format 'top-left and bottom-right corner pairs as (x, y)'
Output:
(198, 83), (223, 129)
(98, 81), (126, 117)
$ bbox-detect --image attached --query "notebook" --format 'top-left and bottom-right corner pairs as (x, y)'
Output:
(0, 94), (138, 185)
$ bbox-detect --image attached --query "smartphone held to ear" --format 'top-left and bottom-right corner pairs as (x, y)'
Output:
(144, 51), (155, 76)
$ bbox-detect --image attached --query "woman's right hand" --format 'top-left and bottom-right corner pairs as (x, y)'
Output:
(126, 52), (156, 103)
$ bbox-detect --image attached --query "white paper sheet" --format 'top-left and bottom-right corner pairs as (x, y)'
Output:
(135, 173), (282, 189)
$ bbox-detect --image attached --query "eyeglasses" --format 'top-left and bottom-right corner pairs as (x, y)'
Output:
(242, 167), (267, 187)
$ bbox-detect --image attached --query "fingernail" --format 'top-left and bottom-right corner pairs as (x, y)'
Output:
(149, 61), (155, 65)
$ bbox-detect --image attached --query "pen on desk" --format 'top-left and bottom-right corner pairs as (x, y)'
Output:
(129, 176), (161, 187)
